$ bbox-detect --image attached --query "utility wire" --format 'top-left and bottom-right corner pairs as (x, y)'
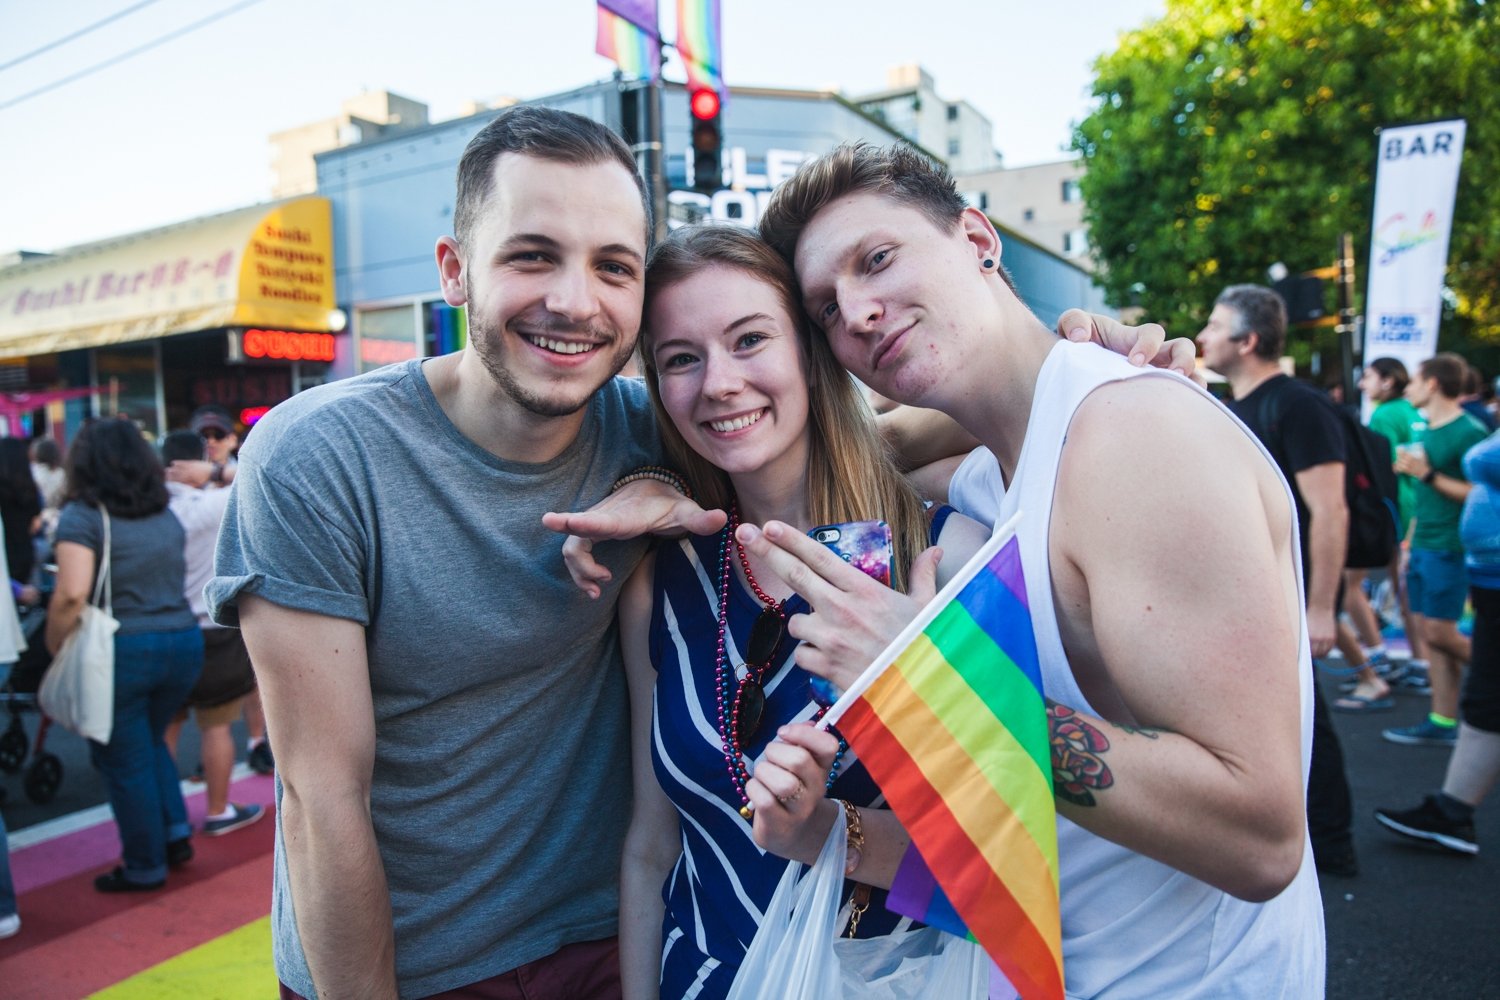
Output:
(0, 0), (165, 74)
(0, 0), (267, 113)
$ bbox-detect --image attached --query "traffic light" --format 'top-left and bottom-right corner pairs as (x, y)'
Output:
(689, 86), (722, 194)
(1273, 275), (1327, 325)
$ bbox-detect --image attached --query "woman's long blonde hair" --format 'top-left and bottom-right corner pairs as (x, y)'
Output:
(640, 225), (929, 589)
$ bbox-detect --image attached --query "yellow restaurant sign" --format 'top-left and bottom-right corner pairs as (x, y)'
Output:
(0, 197), (335, 360)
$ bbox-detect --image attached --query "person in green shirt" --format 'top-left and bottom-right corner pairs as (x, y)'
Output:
(1388, 353), (1492, 748)
(1355, 359), (1432, 691)
(1364, 359), (1428, 534)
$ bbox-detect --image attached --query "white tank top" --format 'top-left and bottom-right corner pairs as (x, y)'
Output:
(951, 340), (1325, 999)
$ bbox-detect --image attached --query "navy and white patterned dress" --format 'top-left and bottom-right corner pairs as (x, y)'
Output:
(650, 513), (950, 999)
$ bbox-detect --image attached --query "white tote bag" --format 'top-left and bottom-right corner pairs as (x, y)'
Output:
(38, 508), (119, 744)
(726, 811), (987, 1000)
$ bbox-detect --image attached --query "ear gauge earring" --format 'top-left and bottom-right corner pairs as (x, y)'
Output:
(982, 258), (995, 270)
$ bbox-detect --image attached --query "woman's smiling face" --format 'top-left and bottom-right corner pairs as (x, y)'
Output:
(646, 265), (812, 482)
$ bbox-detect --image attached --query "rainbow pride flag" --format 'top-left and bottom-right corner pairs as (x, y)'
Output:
(675, 0), (722, 93)
(821, 513), (1063, 999)
(595, 0), (661, 81)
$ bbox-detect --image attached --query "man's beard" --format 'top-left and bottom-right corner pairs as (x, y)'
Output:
(466, 293), (635, 419)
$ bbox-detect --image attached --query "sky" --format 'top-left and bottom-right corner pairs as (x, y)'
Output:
(0, 0), (1165, 254)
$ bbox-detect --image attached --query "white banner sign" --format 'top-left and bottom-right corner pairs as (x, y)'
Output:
(1362, 119), (1466, 377)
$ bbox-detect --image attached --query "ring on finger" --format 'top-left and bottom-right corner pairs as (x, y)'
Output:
(777, 781), (806, 806)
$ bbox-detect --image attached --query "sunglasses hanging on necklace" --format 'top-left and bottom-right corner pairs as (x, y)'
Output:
(714, 498), (848, 819)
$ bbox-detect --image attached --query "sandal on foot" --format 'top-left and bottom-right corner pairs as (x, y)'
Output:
(1332, 692), (1394, 713)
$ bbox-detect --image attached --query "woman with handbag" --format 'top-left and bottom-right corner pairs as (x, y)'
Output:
(581, 227), (992, 999)
(47, 418), (203, 892)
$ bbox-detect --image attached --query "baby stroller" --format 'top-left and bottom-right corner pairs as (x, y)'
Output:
(0, 602), (66, 804)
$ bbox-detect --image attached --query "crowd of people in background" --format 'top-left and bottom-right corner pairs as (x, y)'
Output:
(1199, 286), (1497, 865)
(0, 405), (273, 938)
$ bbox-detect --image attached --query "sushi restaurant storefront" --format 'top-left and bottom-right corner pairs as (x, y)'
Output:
(0, 196), (347, 442)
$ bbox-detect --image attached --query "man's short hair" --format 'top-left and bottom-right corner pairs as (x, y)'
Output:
(1419, 352), (1468, 399)
(161, 429), (205, 465)
(1465, 361), (1487, 398)
(759, 142), (1017, 295)
(1215, 284), (1287, 361)
(453, 105), (650, 250)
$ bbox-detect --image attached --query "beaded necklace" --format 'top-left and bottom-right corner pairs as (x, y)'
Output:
(715, 500), (849, 819)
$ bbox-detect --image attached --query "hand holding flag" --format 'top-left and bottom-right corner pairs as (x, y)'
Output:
(739, 514), (1064, 1000)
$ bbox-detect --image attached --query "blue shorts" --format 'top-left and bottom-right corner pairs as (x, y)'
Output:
(1407, 548), (1469, 621)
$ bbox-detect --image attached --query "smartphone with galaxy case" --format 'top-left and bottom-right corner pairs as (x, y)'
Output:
(808, 519), (893, 587)
(806, 520), (893, 705)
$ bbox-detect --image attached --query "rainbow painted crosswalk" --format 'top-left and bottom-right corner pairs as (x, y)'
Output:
(1, 771), (277, 999)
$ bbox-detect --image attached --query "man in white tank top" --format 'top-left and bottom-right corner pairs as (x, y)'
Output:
(745, 145), (1326, 996)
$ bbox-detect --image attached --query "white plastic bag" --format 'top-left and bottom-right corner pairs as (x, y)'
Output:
(38, 509), (118, 744)
(726, 811), (987, 1000)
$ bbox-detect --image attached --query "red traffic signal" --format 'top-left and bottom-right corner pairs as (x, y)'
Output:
(690, 87), (721, 121)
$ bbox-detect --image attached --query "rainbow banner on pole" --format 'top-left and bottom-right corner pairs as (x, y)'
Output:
(821, 513), (1063, 999)
(596, 0), (661, 81)
(675, 0), (722, 93)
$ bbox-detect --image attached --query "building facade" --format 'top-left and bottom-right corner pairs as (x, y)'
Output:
(270, 91), (430, 199)
(0, 198), (344, 441)
(959, 159), (1090, 264)
(851, 64), (1002, 174)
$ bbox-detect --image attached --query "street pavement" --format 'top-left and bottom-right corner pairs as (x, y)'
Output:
(3, 672), (1498, 997)
(1314, 668), (1499, 999)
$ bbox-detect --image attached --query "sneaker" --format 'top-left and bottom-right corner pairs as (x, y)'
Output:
(94, 867), (165, 893)
(203, 802), (265, 837)
(1382, 718), (1458, 747)
(0, 913), (18, 939)
(167, 836), (194, 867)
(248, 740), (274, 776)
(1375, 795), (1478, 855)
(1389, 665), (1432, 696)
(1314, 840), (1360, 878)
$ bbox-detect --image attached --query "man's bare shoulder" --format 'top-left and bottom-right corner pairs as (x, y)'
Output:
(1067, 376), (1259, 469)
(1057, 375), (1284, 550)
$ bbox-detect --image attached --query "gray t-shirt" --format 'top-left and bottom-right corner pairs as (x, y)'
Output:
(207, 359), (660, 998)
(55, 501), (194, 634)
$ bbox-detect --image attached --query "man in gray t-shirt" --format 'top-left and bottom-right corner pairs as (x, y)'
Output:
(206, 107), (695, 998)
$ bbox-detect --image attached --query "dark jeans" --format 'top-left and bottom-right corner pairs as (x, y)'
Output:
(89, 626), (203, 884)
(1466, 584), (1500, 733)
(1308, 678), (1354, 853)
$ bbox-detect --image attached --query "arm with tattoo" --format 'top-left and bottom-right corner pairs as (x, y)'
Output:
(1047, 701), (1166, 808)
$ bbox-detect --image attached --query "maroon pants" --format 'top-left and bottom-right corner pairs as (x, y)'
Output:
(280, 936), (622, 1000)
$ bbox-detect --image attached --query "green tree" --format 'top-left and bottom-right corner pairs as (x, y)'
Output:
(1074, 0), (1499, 358)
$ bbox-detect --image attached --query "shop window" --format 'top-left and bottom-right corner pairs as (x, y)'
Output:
(425, 300), (468, 357)
(357, 303), (421, 374)
(94, 343), (162, 439)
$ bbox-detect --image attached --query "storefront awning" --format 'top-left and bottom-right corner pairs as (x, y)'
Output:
(0, 197), (336, 360)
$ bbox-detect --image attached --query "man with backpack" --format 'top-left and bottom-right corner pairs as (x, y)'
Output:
(1197, 283), (1361, 877)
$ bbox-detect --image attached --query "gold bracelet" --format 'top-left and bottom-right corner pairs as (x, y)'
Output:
(840, 799), (865, 876)
(840, 800), (871, 938)
(609, 465), (693, 501)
